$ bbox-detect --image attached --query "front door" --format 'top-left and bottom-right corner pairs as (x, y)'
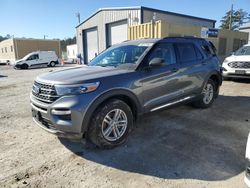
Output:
(140, 43), (183, 112)
(26, 54), (39, 67)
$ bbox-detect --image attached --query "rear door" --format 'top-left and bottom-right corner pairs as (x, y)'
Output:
(176, 43), (205, 95)
(141, 43), (184, 112)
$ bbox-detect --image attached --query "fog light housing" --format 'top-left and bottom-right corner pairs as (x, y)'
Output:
(51, 109), (71, 115)
(222, 67), (227, 72)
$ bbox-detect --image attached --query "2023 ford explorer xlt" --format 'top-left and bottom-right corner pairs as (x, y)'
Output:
(30, 37), (222, 148)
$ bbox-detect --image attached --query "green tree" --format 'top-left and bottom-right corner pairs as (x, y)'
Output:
(0, 34), (12, 42)
(220, 8), (250, 30)
(60, 36), (76, 52)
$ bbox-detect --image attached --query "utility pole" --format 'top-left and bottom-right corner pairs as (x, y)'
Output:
(76, 12), (80, 24)
(229, 4), (233, 30)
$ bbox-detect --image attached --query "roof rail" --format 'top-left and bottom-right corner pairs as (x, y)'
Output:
(163, 36), (201, 40)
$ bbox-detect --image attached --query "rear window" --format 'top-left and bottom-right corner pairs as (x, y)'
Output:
(201, 41), (216, 56)
(177, 43), (196, 62)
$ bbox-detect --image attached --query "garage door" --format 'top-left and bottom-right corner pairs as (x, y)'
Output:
(107, 20), (128, 47)
(84, 27), (98, 63)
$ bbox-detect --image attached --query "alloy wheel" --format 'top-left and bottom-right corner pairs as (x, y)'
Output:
(101, 109), (128, 142)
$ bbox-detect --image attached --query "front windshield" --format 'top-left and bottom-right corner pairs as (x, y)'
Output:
(89, 44), (152, 67)
(22, 53), (32, 60)
(234, 46), (250, 56)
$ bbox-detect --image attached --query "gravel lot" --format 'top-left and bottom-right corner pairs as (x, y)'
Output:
(0, 65), (250, 188)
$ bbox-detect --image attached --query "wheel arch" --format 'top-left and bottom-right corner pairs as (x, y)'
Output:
(21, 63), (29, 69)
(82, 89), (142, 132)
(203, 71), (222, 97)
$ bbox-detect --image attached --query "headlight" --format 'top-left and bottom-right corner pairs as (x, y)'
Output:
(55, 82), (100, 96)
(246, 133), (250, 159)
(15, 61), (22, 65)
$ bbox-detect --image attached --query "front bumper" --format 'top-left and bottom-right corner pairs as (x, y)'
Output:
(245, 160), (250, 187)
(222, 63), (250, 78)
(30, 93), (95, 139)
(14, 64), (22, 69)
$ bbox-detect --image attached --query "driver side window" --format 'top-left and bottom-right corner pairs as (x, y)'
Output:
(27, 54), (39, 61)
(147, 43), (176, 65)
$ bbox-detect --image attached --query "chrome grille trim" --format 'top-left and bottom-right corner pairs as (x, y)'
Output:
(32, 81), (59, 104)
(228, 61), (250, 69)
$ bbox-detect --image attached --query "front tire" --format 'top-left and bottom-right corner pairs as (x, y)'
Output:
(21, 64), (28, 69)
(192, 79), (217, 108)
(88, 99), (133, 149)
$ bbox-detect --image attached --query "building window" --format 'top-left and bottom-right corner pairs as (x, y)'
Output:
(10, 45), (13, 52)
(5, 47), (7, 53)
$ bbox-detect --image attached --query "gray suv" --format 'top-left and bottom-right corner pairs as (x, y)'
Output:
(31, 37), (222, 148)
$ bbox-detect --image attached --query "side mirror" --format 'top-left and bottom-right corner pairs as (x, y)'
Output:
(149, 58), (164, 67)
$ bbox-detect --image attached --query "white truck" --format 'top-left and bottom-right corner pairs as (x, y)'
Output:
(14, 51), (59, 69)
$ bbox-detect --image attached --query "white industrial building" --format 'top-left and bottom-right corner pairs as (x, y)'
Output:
(239, 22), (250, 44)
(66, 44), (78, 62)
(76, 6), (216, 64)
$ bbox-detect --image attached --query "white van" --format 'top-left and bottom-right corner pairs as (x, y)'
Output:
(14, 51), (59, 69)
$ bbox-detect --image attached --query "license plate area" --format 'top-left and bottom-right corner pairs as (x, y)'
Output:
(235, 70), (246, 75)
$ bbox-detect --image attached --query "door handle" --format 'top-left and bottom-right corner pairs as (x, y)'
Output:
(202, 61), (207, 65)
(172, 68), (178, 72)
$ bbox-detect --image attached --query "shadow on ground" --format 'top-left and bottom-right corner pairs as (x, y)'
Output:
(225, 78), (250, 84)
(60, 95), (250, 181)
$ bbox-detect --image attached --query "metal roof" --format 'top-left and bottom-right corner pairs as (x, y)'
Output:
(76, 6), (216, 28)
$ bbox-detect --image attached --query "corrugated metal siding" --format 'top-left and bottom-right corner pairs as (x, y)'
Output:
(76, 9), (141, 59)
(143, 10), (214, 28)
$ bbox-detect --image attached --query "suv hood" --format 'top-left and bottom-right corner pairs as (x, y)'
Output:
(36, 65), (132, 84)
(14, 59), (24, 65)
(225, 55), (250, 62)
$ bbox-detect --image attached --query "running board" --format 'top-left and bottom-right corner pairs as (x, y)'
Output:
(150, 95), (195, 112)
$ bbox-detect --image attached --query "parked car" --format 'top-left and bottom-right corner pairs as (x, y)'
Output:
(30, 37), (222, 149)
(222, 44), (250, 79)
(245, 133), (250, 187)
(15, 51), (59, 69)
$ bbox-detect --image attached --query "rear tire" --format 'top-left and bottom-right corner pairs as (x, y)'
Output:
(192, 79), (217, 108)
(49, 61), (56, 67)
(87, 99), (133, 149)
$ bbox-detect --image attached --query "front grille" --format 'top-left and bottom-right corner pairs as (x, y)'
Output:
(32, 81), (59, 103)
(228, 61), (250, 69)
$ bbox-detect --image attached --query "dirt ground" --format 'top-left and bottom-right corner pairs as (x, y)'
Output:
(0, 65), (250, 188)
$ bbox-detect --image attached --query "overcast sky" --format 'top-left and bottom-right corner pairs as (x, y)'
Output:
(1, 0), (249, 39)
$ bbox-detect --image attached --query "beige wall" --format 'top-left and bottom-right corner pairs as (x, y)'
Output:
(0, 39), (16, 62)
(143, 10), (214, 28)
(15, 39), (61, 59)
(0, 38), (61, 62)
